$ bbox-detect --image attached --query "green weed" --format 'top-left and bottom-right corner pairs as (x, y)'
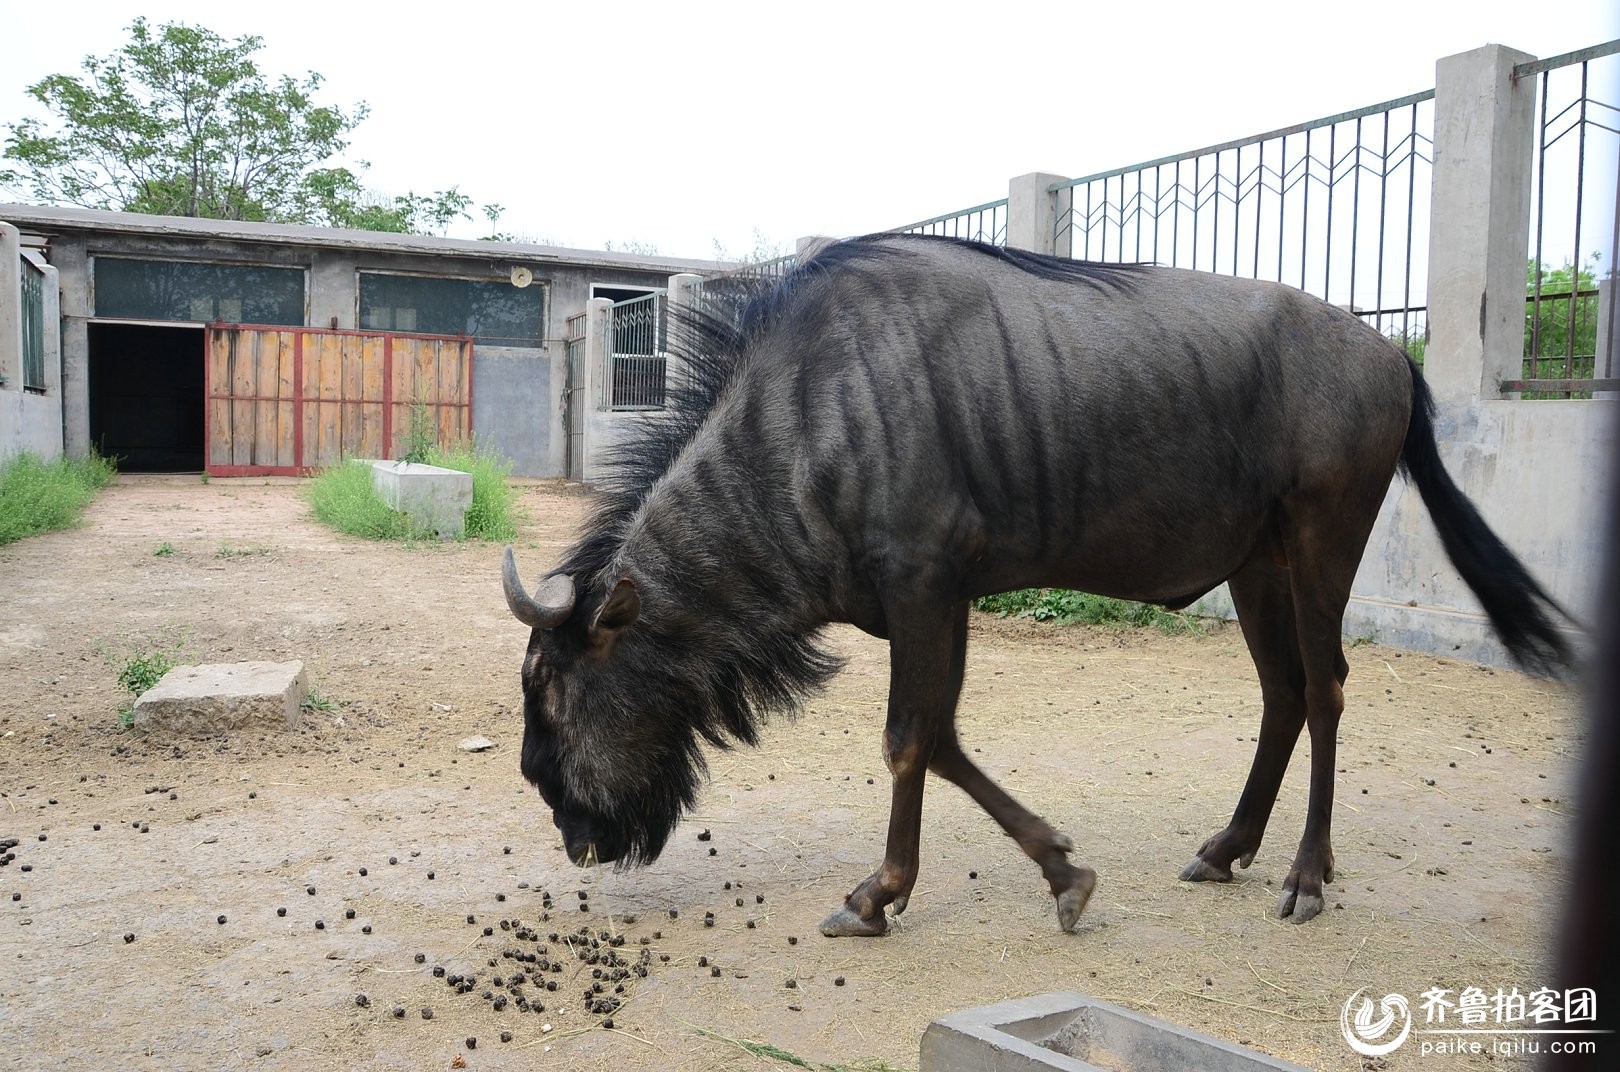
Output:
(215, 543), (272, 558)
(106, 638), (188, 731)
(0, 451), (117, 546)
(974, 588), (1202, 635)
(401, 401), (437, 464)
(680, 1021), (908, 1072)
(153, 542), (176, 557)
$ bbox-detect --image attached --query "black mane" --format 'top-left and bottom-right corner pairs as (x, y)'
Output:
(558, 234), (1143, 592)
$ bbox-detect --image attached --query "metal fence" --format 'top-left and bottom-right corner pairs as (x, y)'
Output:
(893, 198), (1009, 246)
(20, 256), (46, 392)
(607, 291), (668, 410)
(1511, 40), (1620, 397)
(1051, 92), (1436, 351)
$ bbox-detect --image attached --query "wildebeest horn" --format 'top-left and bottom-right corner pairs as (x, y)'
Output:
(503, 546), (576, 629)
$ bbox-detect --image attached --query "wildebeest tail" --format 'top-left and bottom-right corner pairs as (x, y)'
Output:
(1398, 357), (1577, 676)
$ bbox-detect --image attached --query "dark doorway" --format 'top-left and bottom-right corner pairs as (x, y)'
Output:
(88, 323), (206, 472)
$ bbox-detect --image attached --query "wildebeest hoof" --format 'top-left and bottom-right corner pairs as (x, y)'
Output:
(820, 907), (889, 938)
(1179, 856), (1233, 883)
(1056, 868), (1097, 932)
(889, 894), (908, 916)
(1276, 888), (1325, 923)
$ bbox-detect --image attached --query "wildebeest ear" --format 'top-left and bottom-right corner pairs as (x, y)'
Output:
(588, 577), (640, 656)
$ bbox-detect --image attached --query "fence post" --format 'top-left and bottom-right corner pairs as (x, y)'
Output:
(1006, 172), (1071, 257)
(1424, 44), (1537, 404)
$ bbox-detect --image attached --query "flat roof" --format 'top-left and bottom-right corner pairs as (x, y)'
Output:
(0, 203), (724, 275)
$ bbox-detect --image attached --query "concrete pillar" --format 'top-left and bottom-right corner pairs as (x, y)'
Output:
(33, 255), (63, 459)
(580, 296), (613, 480)
(583, 296), (612, 412)
(1423, 44), (1537, 404)
(50, 235), (90, 459)
(0, 223), (18, 395)
(1598, 277), (1619, 400)
(795, 235), (836, 259)
(1006, 172), (1072, 257)
(665, 272), (702, 398)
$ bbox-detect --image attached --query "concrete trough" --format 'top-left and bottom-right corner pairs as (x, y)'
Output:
(370, 460), (472, 539)
(920, 993), (1309, 1072)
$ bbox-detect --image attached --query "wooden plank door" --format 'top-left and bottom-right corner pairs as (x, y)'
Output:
(206, 326), (473, 476)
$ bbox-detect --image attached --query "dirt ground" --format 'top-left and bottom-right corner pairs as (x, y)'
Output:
(0, 477), (1583, 1072)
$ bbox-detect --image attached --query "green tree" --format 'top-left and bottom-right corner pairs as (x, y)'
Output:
(2, 18), (502, 237)
(1392, 253), (1605, 372)
(1525, 253), (1602, 368)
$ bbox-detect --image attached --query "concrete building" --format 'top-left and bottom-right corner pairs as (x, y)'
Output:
(0, 205), (717, 476)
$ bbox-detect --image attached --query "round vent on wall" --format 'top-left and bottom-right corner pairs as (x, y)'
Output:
(510, 266), (533, 289)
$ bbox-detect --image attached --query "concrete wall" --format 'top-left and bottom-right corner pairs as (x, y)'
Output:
(0, 223), (66, 461)
(1004, 43), (1614, 668)
(0, 207), (708, 476)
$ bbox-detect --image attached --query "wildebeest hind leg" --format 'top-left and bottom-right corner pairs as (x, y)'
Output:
(1271, 515), (1359, 923)
(1181, 558), (1308, 884)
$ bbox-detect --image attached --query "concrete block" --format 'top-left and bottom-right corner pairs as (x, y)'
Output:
(370, 460), (472, 539)
(921, 992), (1308, 1072)
(132, 661), (307, 735)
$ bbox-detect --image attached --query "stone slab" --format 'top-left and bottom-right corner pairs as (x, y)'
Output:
(920, 992), (1309, 1072)
(132, 661), (307, 735)
(370, 461), (472, 539)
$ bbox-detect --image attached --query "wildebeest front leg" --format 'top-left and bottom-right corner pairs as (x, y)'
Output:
(820, 610), (953, 938)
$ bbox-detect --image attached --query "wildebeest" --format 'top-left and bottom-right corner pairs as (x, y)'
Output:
(503, 233), (1573, 937)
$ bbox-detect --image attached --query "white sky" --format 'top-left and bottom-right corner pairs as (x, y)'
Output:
(4, 0), (1618, 261)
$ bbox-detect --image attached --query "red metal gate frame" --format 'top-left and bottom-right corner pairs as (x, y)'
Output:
(203, 323), (474, 477)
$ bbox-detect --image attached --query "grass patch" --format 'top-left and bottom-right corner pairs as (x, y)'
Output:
(306, 459), (429, 541)
(0, 451), (117, 546)
(153, 542), (176, 557)
(974, 588), (1201, 635)
(304, 444), (522, 543)
(428, 442), (521, 541)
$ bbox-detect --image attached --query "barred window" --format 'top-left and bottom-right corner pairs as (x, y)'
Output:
(93, 257), (306, 325)
(359, 272), (545, 347)
(20, 258), (46, 392)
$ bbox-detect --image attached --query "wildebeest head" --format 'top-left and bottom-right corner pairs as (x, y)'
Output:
(502, 546), (702, 869)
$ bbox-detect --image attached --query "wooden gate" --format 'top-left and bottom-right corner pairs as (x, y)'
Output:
(205, 325), (473, 476)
